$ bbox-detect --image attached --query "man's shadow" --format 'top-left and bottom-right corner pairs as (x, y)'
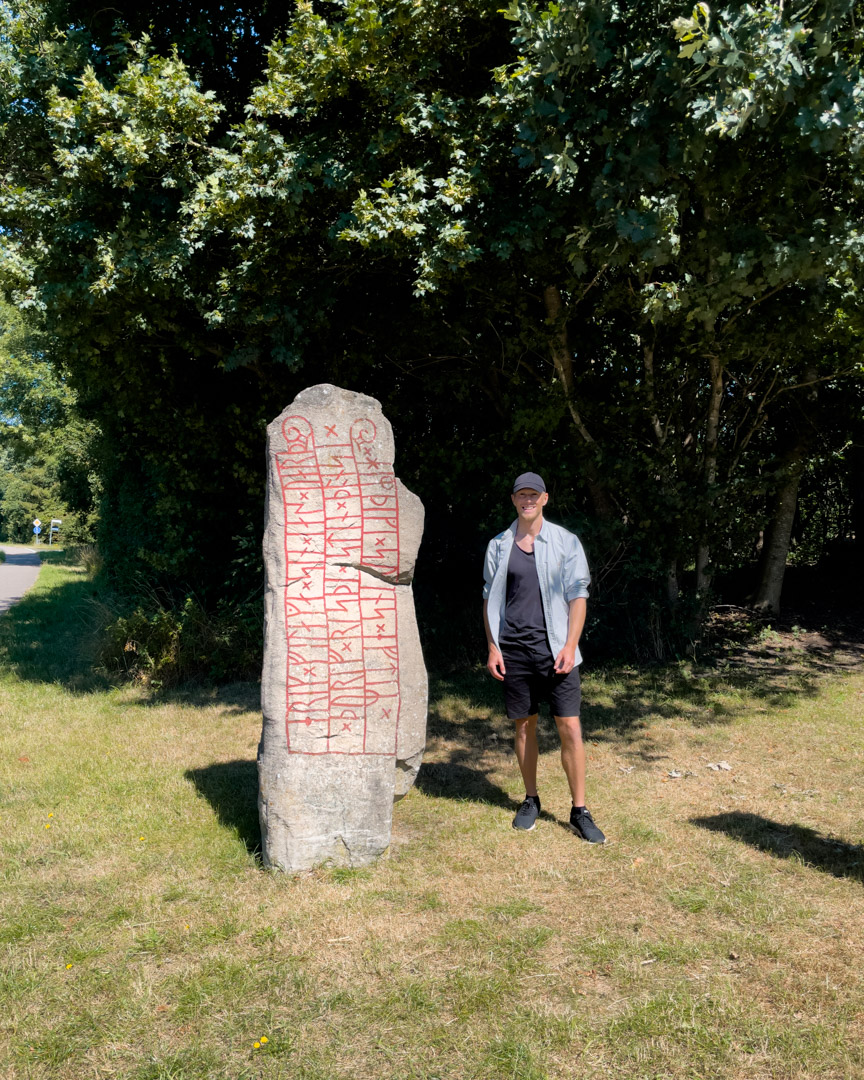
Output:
(415, 702), (574, 830)
(691, 811), (863, 884)
(415, 759), (517, 811)
(415, 757), (576, 831)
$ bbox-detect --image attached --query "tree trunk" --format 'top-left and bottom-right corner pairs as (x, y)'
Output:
(696, 351), (724, 594)
(752, 441), (808, 614)
(849, 442), (864, 554)
(667, 559), (680, 605)
(543, 284), (617, 521)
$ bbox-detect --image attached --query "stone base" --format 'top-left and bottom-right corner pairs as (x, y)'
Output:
(258, 751), (396, 872)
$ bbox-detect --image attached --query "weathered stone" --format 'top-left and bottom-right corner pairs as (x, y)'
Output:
(259, 384), (427, 872)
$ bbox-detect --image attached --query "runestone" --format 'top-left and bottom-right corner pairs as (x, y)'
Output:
(259, 385), (427, 872)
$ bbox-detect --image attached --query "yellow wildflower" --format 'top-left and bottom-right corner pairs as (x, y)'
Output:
(260, 1036), (269, 1044)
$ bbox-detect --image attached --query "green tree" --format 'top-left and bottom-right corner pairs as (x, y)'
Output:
(0, 303), (99, 542)
(2, 0), (863, 659)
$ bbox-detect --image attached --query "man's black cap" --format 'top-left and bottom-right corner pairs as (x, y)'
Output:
(512, 472), (546, 494)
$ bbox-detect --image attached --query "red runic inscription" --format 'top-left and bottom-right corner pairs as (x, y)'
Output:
(278, 416), (401, 756)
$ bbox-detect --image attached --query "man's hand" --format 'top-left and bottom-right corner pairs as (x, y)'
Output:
(554, 643), (576, 674)
(487, 645), (506, 681)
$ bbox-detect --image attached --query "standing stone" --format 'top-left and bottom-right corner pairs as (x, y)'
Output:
(259, 384), (427, 872)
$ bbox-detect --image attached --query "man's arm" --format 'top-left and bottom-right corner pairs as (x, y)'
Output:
(483, 599), (506, 680)
(482, 539), (506, 681)
(553, 596), (587, 674)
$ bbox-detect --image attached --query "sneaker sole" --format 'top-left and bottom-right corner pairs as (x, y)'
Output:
(568, 823), (606, 844)
(512, 821), (537, 831)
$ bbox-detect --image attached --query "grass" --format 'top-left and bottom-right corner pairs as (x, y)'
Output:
(1, 554), (863, 1078)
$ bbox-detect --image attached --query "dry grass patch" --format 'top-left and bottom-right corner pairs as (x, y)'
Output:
(1, 559), (863, 1078)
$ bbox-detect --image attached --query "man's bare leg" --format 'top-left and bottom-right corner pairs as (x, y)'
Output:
(513, 713), (540, 797)
(553, 714), (586, 807)
(555, 714), (606, 842)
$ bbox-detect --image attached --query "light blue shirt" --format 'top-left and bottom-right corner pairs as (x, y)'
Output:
(483, 519), (591, 664)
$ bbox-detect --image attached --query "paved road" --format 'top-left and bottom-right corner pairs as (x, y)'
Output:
(0, 545), (42, 614)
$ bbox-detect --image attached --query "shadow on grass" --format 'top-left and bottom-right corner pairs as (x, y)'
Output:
(426, 651), (843, 752)
(133, 681), (260, 713)
(419, 674), (589, 826)
(415, 760), (576, 832)
(585, 664), (831, 740)
(0, 570), (109, 690)
(415, 760), (517, 811)
(35, 547), (81, 567)
(417, 672), (560, 811)
(417, 656), (854, 808)
(185, 759), (261, 858)
(427, 672), (574, 749)
(691, 811), (864, 884)
(0, 566), (261, 711)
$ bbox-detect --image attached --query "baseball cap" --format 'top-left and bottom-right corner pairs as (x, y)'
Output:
(512, 472), (546, 494)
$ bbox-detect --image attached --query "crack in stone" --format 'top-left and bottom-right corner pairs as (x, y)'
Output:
(332, 561), (414, 586)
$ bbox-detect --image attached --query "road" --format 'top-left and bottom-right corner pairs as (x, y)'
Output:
(0, 545), (42, 614)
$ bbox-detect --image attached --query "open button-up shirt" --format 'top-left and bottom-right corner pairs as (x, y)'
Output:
(482, 519), (591, 664)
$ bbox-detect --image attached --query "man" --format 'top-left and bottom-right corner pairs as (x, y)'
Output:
(482, 472), (606, 843)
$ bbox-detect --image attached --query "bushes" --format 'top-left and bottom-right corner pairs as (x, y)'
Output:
(97, 590), (262, 687)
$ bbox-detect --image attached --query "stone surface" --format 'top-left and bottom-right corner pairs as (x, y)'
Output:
(259, 384), (427, 872)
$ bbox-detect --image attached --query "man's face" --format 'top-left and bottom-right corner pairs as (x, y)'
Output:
(511, 487), (547, 521)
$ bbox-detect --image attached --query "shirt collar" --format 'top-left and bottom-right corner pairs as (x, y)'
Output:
(508, 520), (547, 541)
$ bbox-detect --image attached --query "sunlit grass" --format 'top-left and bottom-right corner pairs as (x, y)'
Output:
(1, 555), (863, 1078)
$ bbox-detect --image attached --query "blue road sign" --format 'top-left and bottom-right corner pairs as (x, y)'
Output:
(33, 525), (41, 535)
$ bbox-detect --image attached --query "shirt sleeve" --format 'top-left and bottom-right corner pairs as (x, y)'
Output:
(563, 535), (591, 602)
(482, 538), (499, 600)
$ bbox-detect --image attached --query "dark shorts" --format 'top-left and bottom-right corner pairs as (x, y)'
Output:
(500, 641), (582, 720)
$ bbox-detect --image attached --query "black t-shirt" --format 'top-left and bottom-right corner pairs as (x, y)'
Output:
(499, 542), (548, 649)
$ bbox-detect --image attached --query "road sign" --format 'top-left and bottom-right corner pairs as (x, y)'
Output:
(33, 525), (41, 535)
(33, 518), (41, 528)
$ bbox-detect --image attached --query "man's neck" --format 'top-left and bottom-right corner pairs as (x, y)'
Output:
(515, 512), (544, 541)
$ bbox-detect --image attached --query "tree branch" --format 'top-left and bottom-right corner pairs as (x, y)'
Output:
(721, 282), (790, 336)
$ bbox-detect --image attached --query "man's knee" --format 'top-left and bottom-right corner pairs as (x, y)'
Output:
(513, 713), (539, 730)
(554, 715), (583, 744)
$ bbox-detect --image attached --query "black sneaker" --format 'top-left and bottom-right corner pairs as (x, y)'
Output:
(512, 796), (541, 831)
(569, 807), (606, 844)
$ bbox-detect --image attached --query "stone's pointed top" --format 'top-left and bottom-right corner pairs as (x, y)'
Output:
(269, 383), (396, 468)
(292, 384), (383, 412)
